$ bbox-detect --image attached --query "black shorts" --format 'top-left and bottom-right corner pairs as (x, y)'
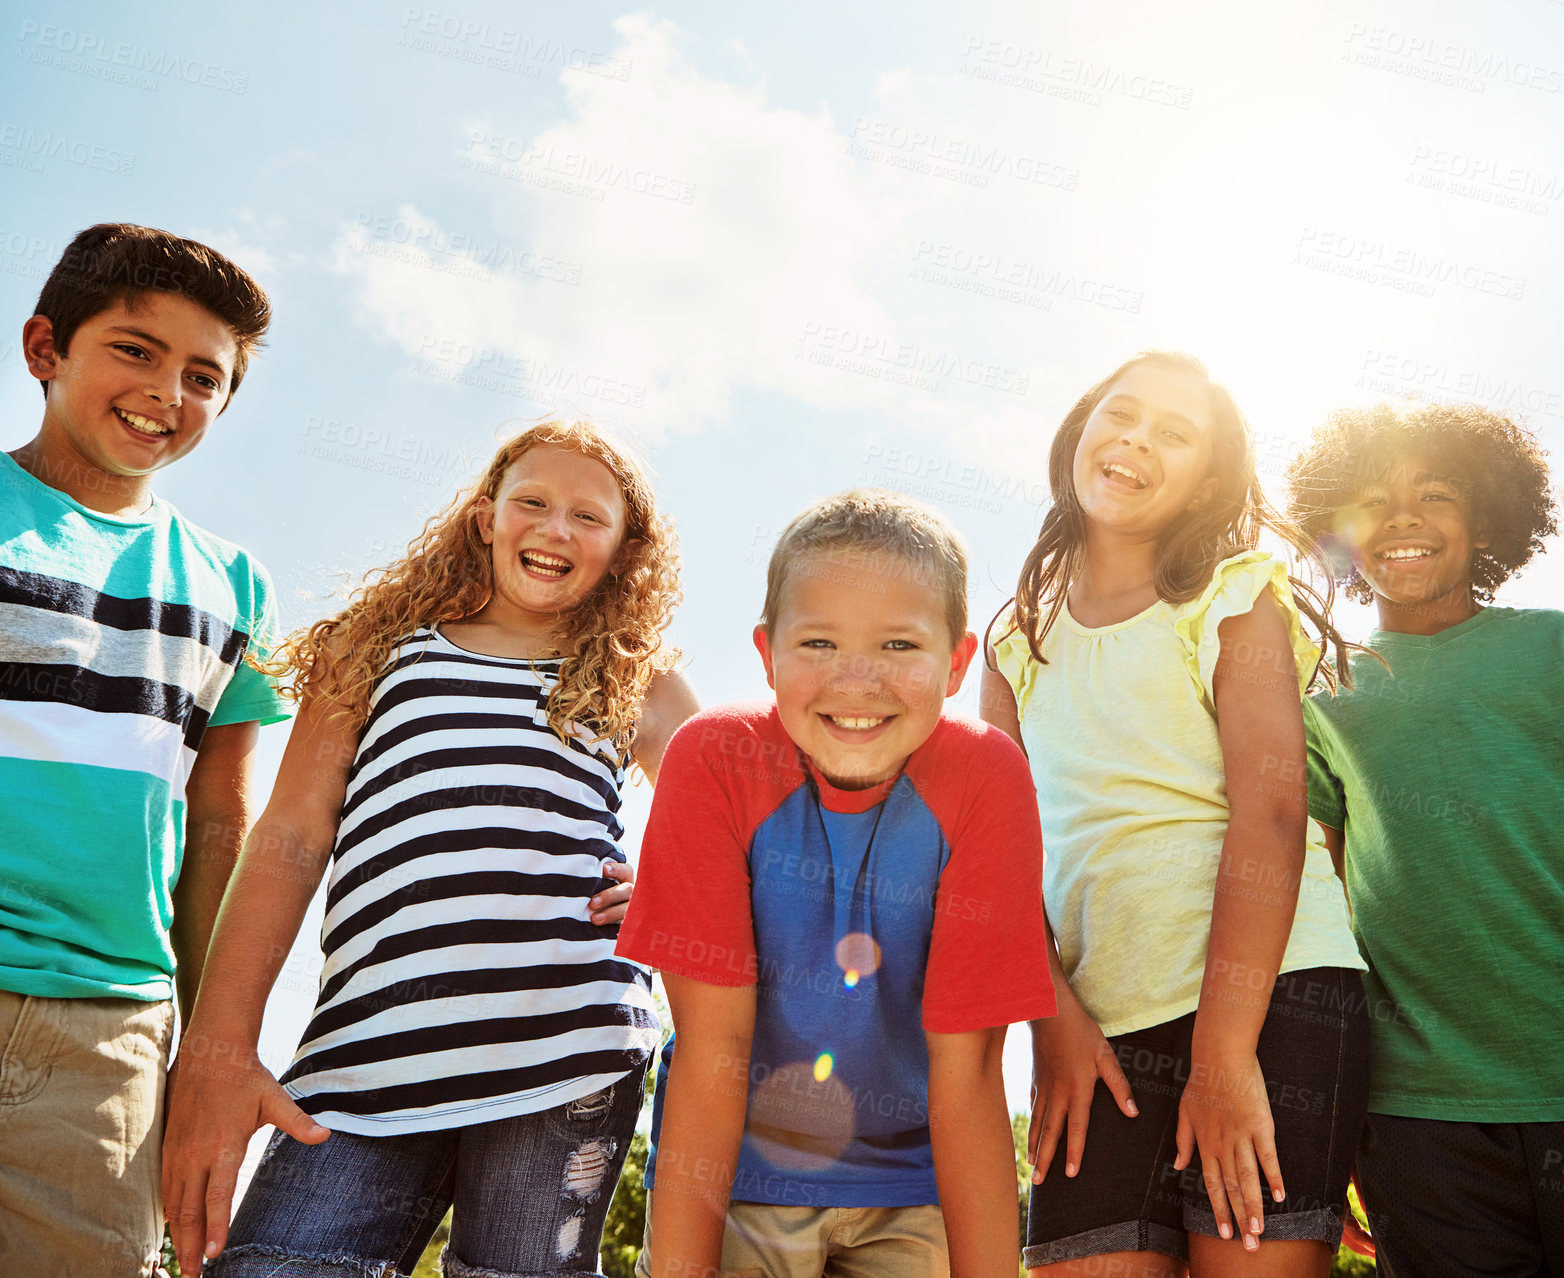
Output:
(1024, 967), (1371, 1266)
(1356, 1113), (1564, 1277)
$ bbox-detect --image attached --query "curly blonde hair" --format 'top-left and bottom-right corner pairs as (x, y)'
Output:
(273, 419), (681, 759)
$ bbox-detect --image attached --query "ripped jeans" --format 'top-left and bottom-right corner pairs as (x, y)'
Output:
(206, 1069), (644, 1278)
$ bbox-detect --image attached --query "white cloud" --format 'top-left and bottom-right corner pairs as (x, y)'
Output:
(333, 14), (925, 435)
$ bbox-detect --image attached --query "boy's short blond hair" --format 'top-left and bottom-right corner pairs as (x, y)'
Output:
(760, 488), (969, 644)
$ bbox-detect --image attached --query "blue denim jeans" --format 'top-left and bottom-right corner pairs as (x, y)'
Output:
(207, 1069), (644, 1278)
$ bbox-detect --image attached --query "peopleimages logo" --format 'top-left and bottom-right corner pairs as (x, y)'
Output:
(0, 123), (134, 175)
(1293, 229), (1526, 301)
(15, 21), (249, 93)
(958, 37), (1195, 109)
(795, 323), (1030, 396)
(847, 119), (1079, 191)
(397, 9), (632, 80)
(1342, 23), (1564, 95)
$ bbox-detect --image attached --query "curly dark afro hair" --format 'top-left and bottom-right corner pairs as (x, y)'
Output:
(1285, 401), (1557, 604)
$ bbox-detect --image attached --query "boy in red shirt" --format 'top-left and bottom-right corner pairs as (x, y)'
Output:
(619, 489), (1055, 1278)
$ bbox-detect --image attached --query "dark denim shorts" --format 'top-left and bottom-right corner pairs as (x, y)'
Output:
(206, 1067), (645, 1278)
(1025, 967), (1370, 1267)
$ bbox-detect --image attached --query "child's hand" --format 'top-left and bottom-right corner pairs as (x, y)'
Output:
(1027, 996), (1137, 1184)
(161, 1043), (330, 1275)
(1173, 1046), (1283, 1252)
(589, 859), (635, 925)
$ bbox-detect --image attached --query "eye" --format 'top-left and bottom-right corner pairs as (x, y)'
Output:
(884, 639), (918, 651)
(1421, 490), (1453, 502)
(189, 372), (221, 392)
(112, 343), (149, 361)
(575, 511), (600, 523)
(1356, 494), (1386, 509)
(1162, 429), (1186, 444)
(800, 638), (835, 650)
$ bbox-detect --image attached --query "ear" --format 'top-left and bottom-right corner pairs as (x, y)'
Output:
(752, 624), (777, 691)
(473, 495), (496, 546)
(1186, 475), (1219, 513)
(22, 315), (60, 384)
(944, 631), (980, 697)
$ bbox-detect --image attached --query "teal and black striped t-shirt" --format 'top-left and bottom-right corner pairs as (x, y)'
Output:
(0, 451), (290, 1001)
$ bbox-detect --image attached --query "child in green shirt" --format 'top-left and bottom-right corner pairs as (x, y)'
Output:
(1288, 402), (1563, 1276)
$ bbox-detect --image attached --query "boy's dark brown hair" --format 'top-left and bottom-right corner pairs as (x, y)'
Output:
(33, 223), (271, 399)
(1285, 401), (1558, 603)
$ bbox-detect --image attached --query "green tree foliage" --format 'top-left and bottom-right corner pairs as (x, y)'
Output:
(410, 1214), (450, 1277)
(601, 1132), (650, 1278)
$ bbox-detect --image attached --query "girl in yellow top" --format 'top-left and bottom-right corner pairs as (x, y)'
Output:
(983, 351), (1367, 1278)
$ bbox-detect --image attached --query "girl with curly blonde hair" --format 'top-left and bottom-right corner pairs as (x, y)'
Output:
(163, 420), (698, 1278)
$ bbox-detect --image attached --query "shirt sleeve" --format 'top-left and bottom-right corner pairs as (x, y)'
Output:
(991, 615), (1039, 718)
(1303, 698), (1347, 831)
(921, 727), (1056, 1033)
(208, 557), (291, 729)
(1173, 550), (1322, 713)
(616, 716), (759, 986)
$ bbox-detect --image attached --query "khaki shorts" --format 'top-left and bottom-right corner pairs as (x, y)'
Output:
(635, 1197), (949, 1278)
(0, 990), (174, 1277)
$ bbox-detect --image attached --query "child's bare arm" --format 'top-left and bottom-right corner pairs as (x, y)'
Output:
(1176, 586), (1308, 1250)
(583, 672), (701, 927)
(173, 721), (260, 1018)
(162, 687), (356, 1276)
(927, 1024), (1018, 1278)
(651, 974), (755, 1278)
(632, 670), (701, 783)
(978, 658), (1023, 750)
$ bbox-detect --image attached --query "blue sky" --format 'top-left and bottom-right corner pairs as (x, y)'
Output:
(4, 0), (1562, 1168)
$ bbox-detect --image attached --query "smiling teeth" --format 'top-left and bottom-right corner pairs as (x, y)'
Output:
(116, 409), (169, 436)
(1380, 548), (1433, 560)
(829, 716), (885, 729)
(1104, 462), (1146, 488)
(522, 552), (571, 576)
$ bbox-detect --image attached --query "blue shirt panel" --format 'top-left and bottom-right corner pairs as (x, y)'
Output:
(649, 775), (953, 1207)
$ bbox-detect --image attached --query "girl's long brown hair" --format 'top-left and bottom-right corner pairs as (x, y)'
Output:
(271, 419), (681, 759)
(991, 351), (1352, 689)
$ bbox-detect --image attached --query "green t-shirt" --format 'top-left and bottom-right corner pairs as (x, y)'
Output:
(0, 452), (292, 1001)
(1304, 607), (1564, 1121)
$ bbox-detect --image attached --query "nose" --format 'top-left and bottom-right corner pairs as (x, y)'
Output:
(143, 369), (182, 409)
(540, 506), (572, 540)
(1117, 421), (1152, 452)
(1382, 495), (1423, 529)
(826, 650), (887, 693)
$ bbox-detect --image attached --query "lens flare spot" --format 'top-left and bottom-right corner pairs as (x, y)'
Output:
(834, 933), (881, 983)
(814, 1052), (833, 1082)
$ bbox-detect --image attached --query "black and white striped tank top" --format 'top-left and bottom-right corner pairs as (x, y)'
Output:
(280, 627), (658, 1134)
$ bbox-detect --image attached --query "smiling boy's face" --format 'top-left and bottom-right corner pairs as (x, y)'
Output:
(1333, 452), (1489, 634)
(754, 549), (977, 790)
(22, 292), (237, 510)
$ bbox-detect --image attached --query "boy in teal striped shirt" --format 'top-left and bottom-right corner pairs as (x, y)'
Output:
(0, 224), (290, 1275)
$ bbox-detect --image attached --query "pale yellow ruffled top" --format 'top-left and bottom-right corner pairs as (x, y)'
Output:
(995, 550), (1364, 1037)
